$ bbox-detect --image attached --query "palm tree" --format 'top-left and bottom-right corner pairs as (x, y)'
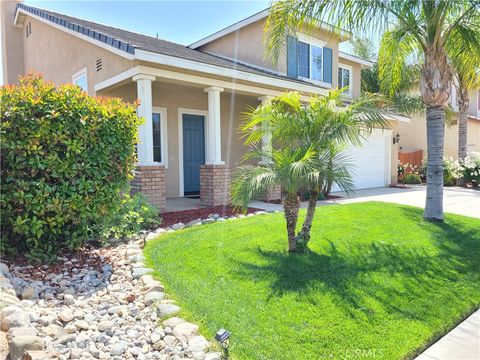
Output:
(232, 90), (386, 252)
(265, 0), (480, 222)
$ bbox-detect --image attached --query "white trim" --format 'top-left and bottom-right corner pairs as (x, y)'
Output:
(297, 33), (327, 48)
(72, 67), (88, 91)
(338, 63), (353, 98)
(152, 106), (168, 168)
(188, 9), (351, 49)
(177, 108), (209, 197)
(384, 129), (393, 186)
(15, 9), (135, 60)
(95, 65), (328, 99)
(338, 51), (374, 67)
(134, 50), (330, 95)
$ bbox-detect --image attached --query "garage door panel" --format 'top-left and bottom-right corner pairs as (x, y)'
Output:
(332, 133), (388, 192)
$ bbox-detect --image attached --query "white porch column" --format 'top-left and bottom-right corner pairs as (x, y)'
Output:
(204, 86), (224, 165)
(259, 95), (274, 164)
(133, 74), (156, 164)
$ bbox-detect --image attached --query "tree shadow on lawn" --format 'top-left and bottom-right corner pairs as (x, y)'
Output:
(233, 207), (480, 323)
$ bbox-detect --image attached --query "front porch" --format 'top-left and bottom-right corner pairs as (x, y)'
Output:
(96, 65), (283, 211)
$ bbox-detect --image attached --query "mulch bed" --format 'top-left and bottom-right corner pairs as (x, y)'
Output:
(160, 205), (263, 227)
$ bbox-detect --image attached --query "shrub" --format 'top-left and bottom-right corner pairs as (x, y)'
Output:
(403, 173), (422, 184)
(0, 75), (141, 259)
(461, 152), (480, 187)
(420, 157), (463, 186)
(99, 193), (161, 242)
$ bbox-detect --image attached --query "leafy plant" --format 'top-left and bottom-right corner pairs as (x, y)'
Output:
(232, 90), (386, 253)
(0, 74), (141, 259)
(420, 157), (463, 187)
(461, 152), (480, 187)
(403, 173), (422, 184)
(98, 193), (161, 241)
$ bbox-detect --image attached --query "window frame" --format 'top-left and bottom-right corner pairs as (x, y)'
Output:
(296, 33), (329, 87)
(152, 106), (168, 168)
(338, 63), (353, 98)
(72, 67), (88, 92)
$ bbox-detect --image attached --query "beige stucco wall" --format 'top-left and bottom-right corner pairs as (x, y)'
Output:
(398, 114), (480, 159)
(197, 19), (343, 90)
(1, 0), (25, 84)
(20, 15), (134, 95)
(103, 82), (259, 198)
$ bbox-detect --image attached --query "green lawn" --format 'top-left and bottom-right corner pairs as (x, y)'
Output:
(144, 202), (480, 360)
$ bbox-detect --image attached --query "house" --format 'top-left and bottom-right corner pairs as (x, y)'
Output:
(2, 1), (409, 211)
(397, 88), (480, 163)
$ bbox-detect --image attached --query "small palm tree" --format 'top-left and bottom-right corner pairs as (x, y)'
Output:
(265, 0), (480, 222)
(232, 91), (387, 252)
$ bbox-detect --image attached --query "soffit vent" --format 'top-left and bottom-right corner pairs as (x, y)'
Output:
(96, 58), (103, 72)
(26, 22), (32, 38)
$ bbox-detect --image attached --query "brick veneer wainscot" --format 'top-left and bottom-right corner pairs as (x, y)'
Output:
(131, 165), (166, 211)
(200, 165), (231, 207)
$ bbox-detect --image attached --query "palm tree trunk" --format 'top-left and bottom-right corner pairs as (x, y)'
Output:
(424, 106), (445, 221)
(457, 92), (469, 161)
(299, 190), (319, 245)
(282, 193), (300, 252)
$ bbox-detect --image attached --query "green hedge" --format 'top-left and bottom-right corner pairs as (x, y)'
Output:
(403, 173), (422, 184)
(0, 75), (141, 259)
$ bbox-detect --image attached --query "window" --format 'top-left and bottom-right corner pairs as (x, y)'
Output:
(338, 65), (352, 97)
(297, 35), (325, 83)
(477, 91), (480, 112)
(72, 68), (88, 92)
(152, 113), (162, 162)
(151, 107), (168, 166)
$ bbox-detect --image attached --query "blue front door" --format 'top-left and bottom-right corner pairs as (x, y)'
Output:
(183, 114), (205, 194)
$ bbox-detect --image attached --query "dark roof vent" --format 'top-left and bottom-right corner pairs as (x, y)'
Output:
(96, 58), (102, 72)
(25, 22), (32, 38)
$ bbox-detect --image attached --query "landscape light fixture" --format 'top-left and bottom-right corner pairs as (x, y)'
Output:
(215, 328), (231, 359)
(393, 132), (401, 144)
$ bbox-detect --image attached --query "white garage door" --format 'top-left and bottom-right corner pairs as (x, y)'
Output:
(332, 130), (391, 191)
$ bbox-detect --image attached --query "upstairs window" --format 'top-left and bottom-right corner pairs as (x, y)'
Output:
(477, 91), (480, 112)
(297, 38), (324, 82)
(72, 68), (88, 92)
(338, 65), (352, 97)
(287, 34), (332, 85)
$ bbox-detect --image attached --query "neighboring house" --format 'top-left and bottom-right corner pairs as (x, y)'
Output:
(398, 88), (480, 161)
(2, 1), (409, 210)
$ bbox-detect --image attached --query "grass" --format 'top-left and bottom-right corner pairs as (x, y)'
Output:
(144, 202), (480, 360)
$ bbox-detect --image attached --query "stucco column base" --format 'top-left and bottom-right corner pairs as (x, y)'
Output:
(200, 165), (231, 207)
(261, 185), (282, 201)
(130, 165), (166, 211)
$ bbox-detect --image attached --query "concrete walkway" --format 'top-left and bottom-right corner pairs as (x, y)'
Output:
(252, 185), (480, 219)
(415, 310), (480, 360)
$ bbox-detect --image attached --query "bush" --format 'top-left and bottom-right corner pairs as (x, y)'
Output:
(420, 157), (463, 186)
(461, 152), (480, 187)
(403, 173), (422, 184)
(99, 193), (161, 241)
(0, 75), (141, 259)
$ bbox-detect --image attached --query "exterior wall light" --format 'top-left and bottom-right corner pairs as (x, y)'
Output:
(215, 328), (231, 359)
(393, 132), (401, 144)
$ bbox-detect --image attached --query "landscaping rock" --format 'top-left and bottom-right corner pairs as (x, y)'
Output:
(187, 335), (209, 353)
(145, 291), (165, 305)
(1, 311), (31, 331)
(172, 222), (185, 230)
(156, 304), (180, 316)
(174, 322), (199, 339)
(110, 341), (129, 356)
(58, 309), (74, 323)
(97, 320), (114, 332)
(8, 335), (44, 360)
(21, 286), (38, 300)
(132, 267), (153, 279)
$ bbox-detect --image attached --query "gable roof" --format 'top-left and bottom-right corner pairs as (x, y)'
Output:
(14, 3), (317, 86)
(188, 8), (351, 49)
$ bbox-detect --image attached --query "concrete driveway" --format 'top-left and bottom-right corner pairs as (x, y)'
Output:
(252, 185), (479, 219)
(333, 185), (480, 219)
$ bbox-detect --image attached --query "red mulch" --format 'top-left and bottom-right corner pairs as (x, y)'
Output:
(2, 244), (112, 281)
(160, 205), (262, 227)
